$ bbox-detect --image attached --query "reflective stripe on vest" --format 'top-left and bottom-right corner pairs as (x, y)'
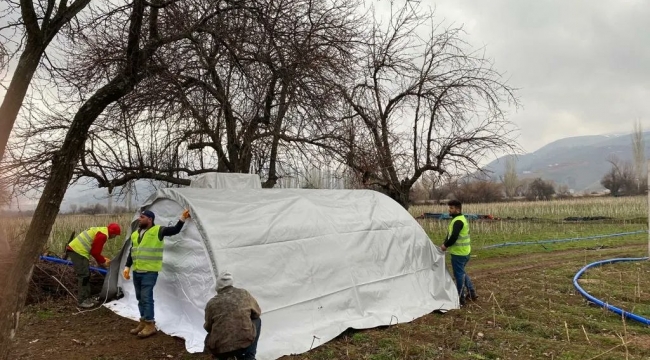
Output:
(131, 225), (164, 272)
(447, 215), (471, 256)
(68, 227), (108, 259)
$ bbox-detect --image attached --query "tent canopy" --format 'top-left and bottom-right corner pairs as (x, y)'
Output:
(103, 187), (458, 360)
(189, 172), (261, 189)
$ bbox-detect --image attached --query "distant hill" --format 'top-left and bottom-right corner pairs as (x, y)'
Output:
(481, 131), (650, 192)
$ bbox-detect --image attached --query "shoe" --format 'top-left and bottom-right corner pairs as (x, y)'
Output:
(466, 293), (479, 302)
(138, 320), (157, 338)
(78, 299), (95, 309)
(459, 297), (466, 306)
(130, 318), (145, 335)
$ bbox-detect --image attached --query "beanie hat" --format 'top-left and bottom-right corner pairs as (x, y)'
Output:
(217, 271), (233, 291)
(107, 223), (121, 236)
(141, 210), (155, 221)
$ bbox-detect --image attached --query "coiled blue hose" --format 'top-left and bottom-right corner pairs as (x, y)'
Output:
(39, 255), (108, 275)
(573, 257), (650, 325)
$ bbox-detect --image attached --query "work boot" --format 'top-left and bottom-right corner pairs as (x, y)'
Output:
(130, 318), (146, 335)
(78, 299), (95, 309)
(466, 292), (479, 302)
(138, 320), (157, 338)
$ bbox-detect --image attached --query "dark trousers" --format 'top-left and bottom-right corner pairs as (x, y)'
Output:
(213, 318), (262, 360)
(67, 251), (90, 304)
(451, 254), (475, 299)
(133, 271), (158, 321)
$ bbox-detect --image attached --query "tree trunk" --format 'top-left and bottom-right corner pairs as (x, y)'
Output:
(0, 231), (15, 358)
(0, 75), (139, 358)
(384, 183), (411, 210)
(0, 42), (43, 162)
(261, 132), (282, 189)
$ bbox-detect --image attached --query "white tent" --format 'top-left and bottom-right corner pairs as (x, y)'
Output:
(189, 172), (262, 189)
(104, 186), (459, 360)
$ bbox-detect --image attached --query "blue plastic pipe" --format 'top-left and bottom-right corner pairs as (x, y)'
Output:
(39, 255), (108, 275)
(481, 230), (647, 250)
(573, 257), (650, 326)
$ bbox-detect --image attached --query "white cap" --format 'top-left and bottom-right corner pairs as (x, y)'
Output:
(217, 271), (233, 291)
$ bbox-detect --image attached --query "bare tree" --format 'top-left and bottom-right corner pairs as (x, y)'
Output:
(556, 184), (572, 199)
(526, 178), (555, 201)
(632, 120), (646, 194)
(501, 156), (518, 199)
(0, 1), (235, 355)
(515, 178), (533, 198)
(0, 175), (9, 207)
(332, 2), (519, 208)
(421, 171), (441, 200)
(409, 171), (449, 204)
(1, 3), (93, 338)
(0, 0), (92, 162)
(601, 155), (636, 197)
(12, 0), (364, 193)
(453, 179), (503, 204)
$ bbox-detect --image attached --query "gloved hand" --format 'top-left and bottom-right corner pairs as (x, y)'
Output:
(181, 209), (191, 221)
(102, 258), (111, 268)
(123, 267), (131, 280)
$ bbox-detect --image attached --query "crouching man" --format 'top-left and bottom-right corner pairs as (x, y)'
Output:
(204, 272), (262, 360)
(67, 223), (121, 308)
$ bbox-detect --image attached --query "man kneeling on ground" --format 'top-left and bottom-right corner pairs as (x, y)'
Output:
(204, 272), (262, 360)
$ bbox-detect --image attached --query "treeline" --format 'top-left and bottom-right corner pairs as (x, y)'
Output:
(600, 157), (648, 197)
(65, 204), (131, 215)
(410, 176), (568, 204)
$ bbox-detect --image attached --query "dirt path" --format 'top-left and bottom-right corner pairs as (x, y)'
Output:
(9, 301), (210, 360)
(9, 243), (649, 360)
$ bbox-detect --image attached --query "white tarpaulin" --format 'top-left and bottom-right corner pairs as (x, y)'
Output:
(189, 172), (262, 189)
(105, 188), (459, 360)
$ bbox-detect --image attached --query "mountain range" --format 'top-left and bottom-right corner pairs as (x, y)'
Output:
(481, 131), (650, 192)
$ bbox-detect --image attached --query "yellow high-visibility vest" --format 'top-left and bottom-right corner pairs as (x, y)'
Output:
(68, 227), (108, 259)
(130, 225), (164, 272)
(447, 215), (471, 256)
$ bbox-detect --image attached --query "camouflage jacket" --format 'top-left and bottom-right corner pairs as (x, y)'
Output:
(204, 286), (262, 354)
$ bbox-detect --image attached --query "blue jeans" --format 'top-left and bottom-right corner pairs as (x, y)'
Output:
(451, 254), (475, 299)
(215, 318), (262, 360)
(133, 272), (158, 321)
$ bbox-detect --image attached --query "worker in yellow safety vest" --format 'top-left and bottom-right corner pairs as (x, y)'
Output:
(122, 208), (191, 338)
(440, 199), (478, 306)
(66, 223), (122, 308)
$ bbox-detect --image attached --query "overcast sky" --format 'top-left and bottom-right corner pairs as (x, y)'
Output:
(2, 0), (649, 155)
(418, 0), (650, 153)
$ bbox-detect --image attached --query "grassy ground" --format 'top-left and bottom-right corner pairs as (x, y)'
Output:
(290, 242), (650, 360)
(7, 195), (650, 359)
